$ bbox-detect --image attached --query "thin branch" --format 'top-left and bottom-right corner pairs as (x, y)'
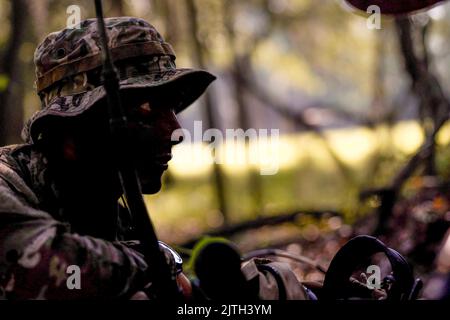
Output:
(237, 62), (357, 184)
(181, 209), (341, 248)
(361, 17), (450, 235)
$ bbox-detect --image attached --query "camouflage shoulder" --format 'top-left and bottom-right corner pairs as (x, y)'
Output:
(0, 144), (43, 209)
(0, 144), (31, 172)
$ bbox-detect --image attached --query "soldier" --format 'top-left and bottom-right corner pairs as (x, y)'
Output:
(0, 17), (215, 299)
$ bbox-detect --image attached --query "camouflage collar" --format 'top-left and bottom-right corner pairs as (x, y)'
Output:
(9, 144), (61, 216)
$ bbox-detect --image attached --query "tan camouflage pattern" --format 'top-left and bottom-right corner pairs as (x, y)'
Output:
(0, 144), (177, 299)
(39, 56), (176, 107)
(25, 17), (215, 144)
(34, 17), (175, 93)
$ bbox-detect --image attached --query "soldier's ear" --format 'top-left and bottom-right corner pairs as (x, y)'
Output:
(62, 137), (78, 161)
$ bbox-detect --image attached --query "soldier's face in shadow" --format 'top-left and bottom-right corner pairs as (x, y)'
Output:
(44, 88), (184, 198)
(124, 89), (184, 194)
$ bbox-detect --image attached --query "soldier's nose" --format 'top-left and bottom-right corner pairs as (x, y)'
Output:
(166, 111), (184, 146)
(171, 129), (184, 146)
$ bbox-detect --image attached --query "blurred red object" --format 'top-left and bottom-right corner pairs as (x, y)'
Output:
(344, 0), (446, 15)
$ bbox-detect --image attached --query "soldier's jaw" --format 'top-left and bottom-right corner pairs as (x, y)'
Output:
(140, 177), (163, 194)
(138, 167), (166, 194)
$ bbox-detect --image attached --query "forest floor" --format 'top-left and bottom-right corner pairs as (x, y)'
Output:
(145, 120), (450, 299)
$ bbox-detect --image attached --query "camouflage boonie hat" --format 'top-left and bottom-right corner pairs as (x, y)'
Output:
(23, 17), (216, 144)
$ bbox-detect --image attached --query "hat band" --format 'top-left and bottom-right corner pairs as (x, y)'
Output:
(40, 55), (176, 108)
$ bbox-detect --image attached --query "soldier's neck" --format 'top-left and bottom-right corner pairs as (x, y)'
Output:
(51, 161), (122, 240)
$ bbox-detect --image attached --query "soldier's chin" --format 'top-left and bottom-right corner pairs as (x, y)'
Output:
(139, 177), (163, 194)
(137, 165), (166, 194)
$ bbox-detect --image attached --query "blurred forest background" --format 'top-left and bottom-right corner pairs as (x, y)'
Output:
(1, 0), (450, 294)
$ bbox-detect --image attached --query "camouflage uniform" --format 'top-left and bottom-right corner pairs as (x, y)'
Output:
(0, 17), (215, 299)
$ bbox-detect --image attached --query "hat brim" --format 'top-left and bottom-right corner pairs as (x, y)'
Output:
(23, 68), (216, 144)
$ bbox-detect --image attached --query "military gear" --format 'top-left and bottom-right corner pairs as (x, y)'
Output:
(191, 238), (309, 300)
(0, 144), (182, 299)
(322, 236), (420, 300)
(23, 17), (216, 144)
(241, 258), (309, 300)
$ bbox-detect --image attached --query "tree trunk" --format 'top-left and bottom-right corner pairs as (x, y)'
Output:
(160, 0), (180, 45)
(223, 0), (264, 217)
(0, 0), (29, 146)
(185, 0), (229, 224)
(109, 0), (125, 16)
(364, 17), (450, 235)
(29, 0), (49, 40)
(395, 17), (448, 175)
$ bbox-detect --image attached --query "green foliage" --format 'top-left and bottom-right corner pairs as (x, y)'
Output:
(0, 74), (9, 92)
(185, 236), (231, 276)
